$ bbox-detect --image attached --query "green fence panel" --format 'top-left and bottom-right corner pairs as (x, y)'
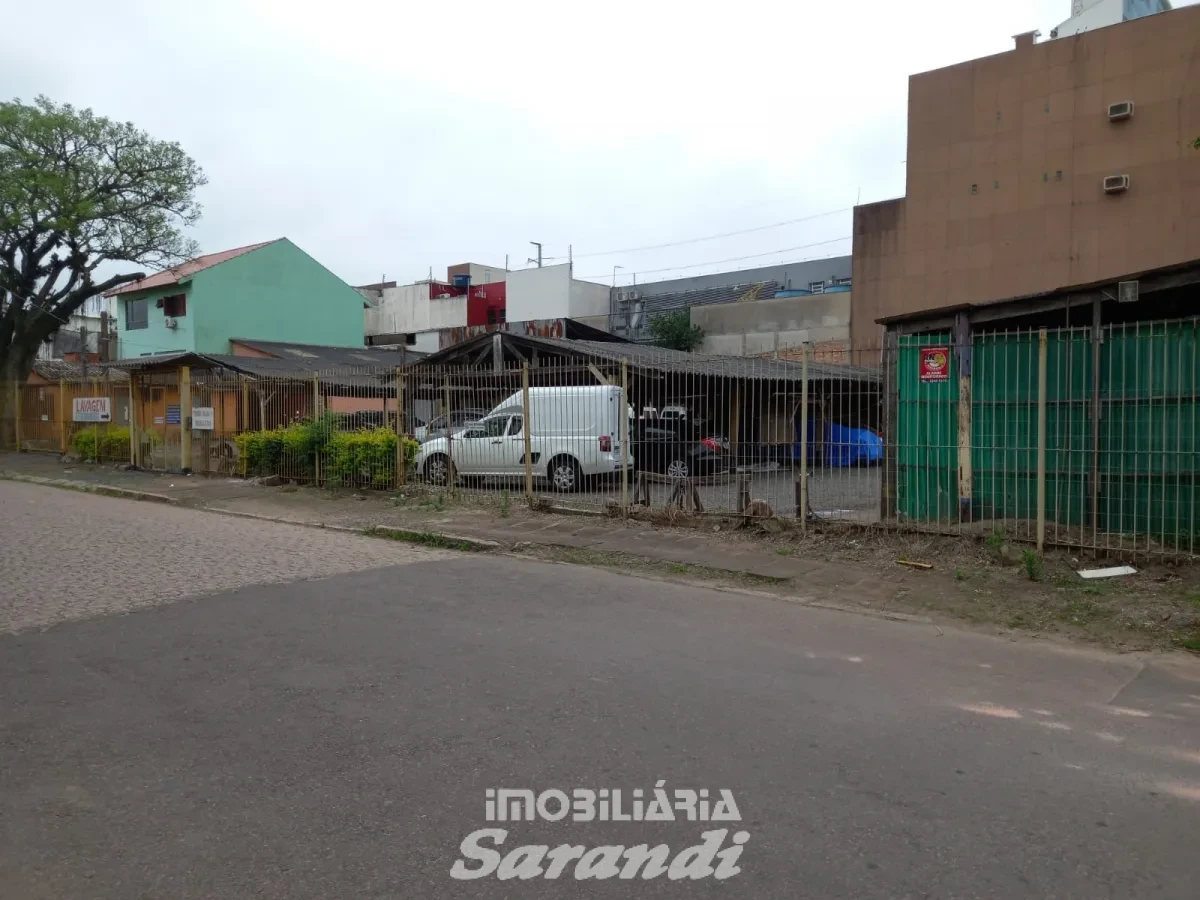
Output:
(1098, 321), (1200, 549)
(896, 334), (957, 522)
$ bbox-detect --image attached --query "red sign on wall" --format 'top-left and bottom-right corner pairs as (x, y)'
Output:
(920, 346), (951, 382)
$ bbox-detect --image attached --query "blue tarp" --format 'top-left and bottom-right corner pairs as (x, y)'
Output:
(793, 419), (883, 467)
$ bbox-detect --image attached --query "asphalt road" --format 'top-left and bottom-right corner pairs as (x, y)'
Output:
(3, 481), (1200, 898)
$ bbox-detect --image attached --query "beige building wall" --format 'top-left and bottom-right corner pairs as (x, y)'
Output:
(691, 293), (851, 356)
(852, 7), (1200, 348)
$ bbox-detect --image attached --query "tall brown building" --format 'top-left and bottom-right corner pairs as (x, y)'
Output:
(851, 6), (1200, 348)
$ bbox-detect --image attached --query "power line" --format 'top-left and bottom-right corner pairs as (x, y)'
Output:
(568, 206), (852, 259)
(578, 235), (851, 281)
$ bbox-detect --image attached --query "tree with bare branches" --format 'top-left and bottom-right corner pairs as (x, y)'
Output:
(1, 96), (205, 438)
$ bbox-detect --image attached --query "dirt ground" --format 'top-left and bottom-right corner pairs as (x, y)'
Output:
(234, 484), (1200, 654)
(613, 516), (1200, 653)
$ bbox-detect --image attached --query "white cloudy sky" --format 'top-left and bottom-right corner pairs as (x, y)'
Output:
(2, 0), (1176, 287)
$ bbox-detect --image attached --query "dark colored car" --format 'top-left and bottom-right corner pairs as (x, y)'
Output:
(632, 421), (728, 478)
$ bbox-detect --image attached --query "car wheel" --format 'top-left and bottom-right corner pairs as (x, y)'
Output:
(548, 455), (582, 492)
(424, 454), (453, 486)
(666, 458), (690, 479)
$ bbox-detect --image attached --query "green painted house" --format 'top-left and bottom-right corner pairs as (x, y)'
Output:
(106, 238), (365, 358)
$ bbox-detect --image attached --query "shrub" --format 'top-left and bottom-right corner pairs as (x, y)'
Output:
(72, 426), (132, 461)
(235, 418), (418, 487)
(325, 428), (418, 487)
(1022, 549), (1044, 582)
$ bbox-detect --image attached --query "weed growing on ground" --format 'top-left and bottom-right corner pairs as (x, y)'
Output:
(499, 490), (511, 518)
(985, 527), (1006, 555)
(668, 564), (688, 574)
(954, 567), (966, 581)
(1022, 550), (1044, 582)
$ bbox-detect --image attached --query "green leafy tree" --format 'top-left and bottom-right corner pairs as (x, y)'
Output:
(1, 96), (205, 436)
(648, 309), (705, 352)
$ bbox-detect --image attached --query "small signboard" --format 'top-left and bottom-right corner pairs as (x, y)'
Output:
(919, 346), (951, 383)
(72, 397), (111, 423)
(166, 404), (181, 425)
(192, 407), (215, 431)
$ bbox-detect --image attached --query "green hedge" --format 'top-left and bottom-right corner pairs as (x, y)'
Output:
(72, 426), (131, 461)
(325, 428), (419, 487)
(234, 414), (418, 486)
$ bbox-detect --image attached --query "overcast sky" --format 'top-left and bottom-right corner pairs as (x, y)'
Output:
(3, 0), (1184, 288)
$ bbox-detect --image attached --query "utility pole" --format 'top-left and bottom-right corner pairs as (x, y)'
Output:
(612, 265), (624, 287)
(99, 312), (110, 363)
(79, 324), (88, 378)
(529, 241), (543, 268)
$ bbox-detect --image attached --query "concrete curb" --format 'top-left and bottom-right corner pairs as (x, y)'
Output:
(0, 471), (180, 506)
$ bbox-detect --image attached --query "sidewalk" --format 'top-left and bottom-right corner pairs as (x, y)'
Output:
(12, 451), (1200, 653)
(0, 451), (898, 608)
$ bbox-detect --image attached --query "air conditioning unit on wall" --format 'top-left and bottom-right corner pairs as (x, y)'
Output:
(1107, 101), (1134, 121)
(1118, 281), (1139, 304)
(1103, 174), (1130, 194)
(164, 317), (178, 329)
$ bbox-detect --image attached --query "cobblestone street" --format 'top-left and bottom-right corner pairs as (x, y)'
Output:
(0, 481), (442, 634)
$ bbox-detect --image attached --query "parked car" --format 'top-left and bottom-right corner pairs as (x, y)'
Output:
(415, 408), (489, 443)
(414, 386), (632, 491)
(793, 419), (883, 467)
(632, 421), (728, 478)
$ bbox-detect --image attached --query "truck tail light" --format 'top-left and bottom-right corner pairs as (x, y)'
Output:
(599, 435), (612, 452)
(701, 437), (724, 452)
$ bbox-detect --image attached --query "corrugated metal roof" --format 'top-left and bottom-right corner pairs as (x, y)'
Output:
(105, 240), (280, 296)
(522, 337), (878, 383)
(423, 332), (878, 384)
(228, 338), (428, 367)
(31, 360), (129, 381)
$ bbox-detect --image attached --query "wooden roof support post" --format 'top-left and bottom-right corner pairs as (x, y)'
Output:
(954, 311), (973, 524)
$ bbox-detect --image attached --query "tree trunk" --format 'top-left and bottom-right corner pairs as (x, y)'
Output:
(0, 342), (38, 450)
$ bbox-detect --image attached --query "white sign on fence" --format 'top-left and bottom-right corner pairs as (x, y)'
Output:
(72, 397), (111, 423)
(192, 407), (215, 431)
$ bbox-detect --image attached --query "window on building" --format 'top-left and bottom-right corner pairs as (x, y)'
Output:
(499, 308), (507, 323)
(125, 298), (148, 330)
(808, 281), (825, 294)
(404, 334), (416, 346)
(162, 294), (186, 317)
(834, 277), (852, 287)
(488, 308), (497, 325)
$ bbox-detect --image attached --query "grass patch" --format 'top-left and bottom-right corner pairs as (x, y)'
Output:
(954, 567), (966, 582)
(1022, 550), (1044, 582)
(1180, 636), (1200, 653)
(668, 563), (688, 574)
(499, 489), (511, 518)
(362, 526), (485, 552)
(1060, 598), (1111, 626)
(775, 547), (793, 556)
(985, 527), (1006, 557)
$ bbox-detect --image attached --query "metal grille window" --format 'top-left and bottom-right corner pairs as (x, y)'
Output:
(808, 281), (825, 294)
(125, 298), (148, 330)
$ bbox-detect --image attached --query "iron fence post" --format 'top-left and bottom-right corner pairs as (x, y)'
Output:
(1037, 328), (1048, 553)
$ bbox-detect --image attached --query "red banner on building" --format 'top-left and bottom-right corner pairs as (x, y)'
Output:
(920, 346), (951, 382)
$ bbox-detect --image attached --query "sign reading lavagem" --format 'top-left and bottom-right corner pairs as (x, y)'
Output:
(72, 397), (111, 423)
(192, 407), (214, 431)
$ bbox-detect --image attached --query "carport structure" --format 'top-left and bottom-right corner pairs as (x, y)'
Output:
(411, 332), (882, 473)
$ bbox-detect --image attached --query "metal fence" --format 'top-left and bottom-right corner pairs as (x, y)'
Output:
(3, 317), (1198, 560)
(890, 318), (1200, 559)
